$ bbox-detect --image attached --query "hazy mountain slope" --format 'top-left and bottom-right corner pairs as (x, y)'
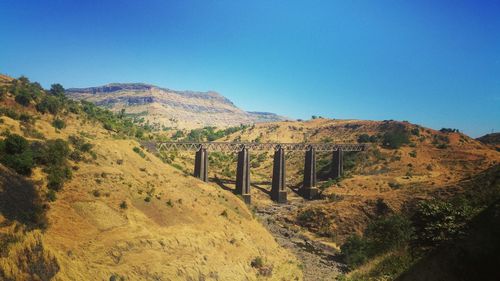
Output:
(0, 77), (302, 280)
(66, 83), (289, 129)
(477, 132), (500, 152)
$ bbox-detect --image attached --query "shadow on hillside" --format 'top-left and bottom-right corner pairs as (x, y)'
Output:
(212, 177), (276, 196)
(397, 165), (500, 281)
(0, 165), (47, 229)
(251, 183), (271, 196)
(397, 200), (500, 281)
(212, 178), (236, 193)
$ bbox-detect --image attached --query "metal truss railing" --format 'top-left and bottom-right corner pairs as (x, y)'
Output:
(147, 141), (366, 152)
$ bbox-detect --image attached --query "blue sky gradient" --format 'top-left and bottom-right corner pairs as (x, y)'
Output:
(1, 0), (499, 137)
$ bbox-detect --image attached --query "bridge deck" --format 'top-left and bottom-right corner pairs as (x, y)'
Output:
(153, 141), (366, 152)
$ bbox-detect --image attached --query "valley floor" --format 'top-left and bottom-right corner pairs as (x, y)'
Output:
(216, 180), (346, 281)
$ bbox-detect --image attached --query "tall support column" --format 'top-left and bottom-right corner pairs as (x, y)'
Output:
(194, 146), (208, 182)
(236, 147), (251, 204)
(301, 146), (318, 199)
(271, 145), (287, 203)
(331, 148), (343, 179)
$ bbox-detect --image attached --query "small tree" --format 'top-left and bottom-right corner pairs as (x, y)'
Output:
(49, 83), (65, 97)
(0, 134), (34, 175)
(15, 91), (32, 106)
(365, 215), (413, 253)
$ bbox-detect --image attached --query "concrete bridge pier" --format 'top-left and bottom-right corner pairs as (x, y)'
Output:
(236, 147), (251, 204)
(331, 148), (343, 179)
(271, 145), (287, 203)
(194, 146), (208, 182)
(301, 146), (318, 199)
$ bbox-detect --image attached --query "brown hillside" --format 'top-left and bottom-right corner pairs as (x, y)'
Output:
(0, 79), (302, 280)
(168, 118), (500, 242)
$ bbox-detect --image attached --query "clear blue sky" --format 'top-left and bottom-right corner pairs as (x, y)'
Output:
(1, 0), (499, 137)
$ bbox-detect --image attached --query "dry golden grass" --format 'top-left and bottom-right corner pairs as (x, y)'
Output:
(194, 118), (500, 240)
(0, 108), (303, 280)
(0, 226), (59, 281)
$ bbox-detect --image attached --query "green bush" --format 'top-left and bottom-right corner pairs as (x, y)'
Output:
(341, 215), (413, 269)
(365, 215), (413, 254)
(0, 107), (20, 119)
(412, 199), (476, 247)
(133, 146), (146, 158)
(119, 201), (128, 209)
(46, 165), (72, 191)
(382, 130), (410, 149)
(250, 256), (264, 268)
(14, 91), (32, 106)
(37, 95), (63, 115)
(341, 235), (371, 268)
(49, 83), (65, 97)
(0, 134), (34, 175)
(19, 113), (34, 123)
(68, 135), (93, 152)
(357, 134), (371, 143)
(47, 189), (57, 202)
(3, 133), (29, 154)
(52, 118), (66, 129)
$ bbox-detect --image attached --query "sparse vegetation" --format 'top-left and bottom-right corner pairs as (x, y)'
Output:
(341, 214), (413, 269)
(382, 129), (410, 149)
(133, 146), (146, 158)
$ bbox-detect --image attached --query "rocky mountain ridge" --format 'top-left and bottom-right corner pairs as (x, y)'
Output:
(66, 83), (289, 129)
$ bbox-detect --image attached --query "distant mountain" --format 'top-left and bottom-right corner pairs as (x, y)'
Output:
(66, 83), (289, 129)
(477, 132), (500, 146)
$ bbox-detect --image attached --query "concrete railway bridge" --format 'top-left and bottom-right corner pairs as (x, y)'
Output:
(146, 142), (366, 204)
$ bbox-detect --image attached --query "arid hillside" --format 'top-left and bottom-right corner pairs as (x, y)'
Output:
(0, 76), (302, 280)
(477, 132), (500, 151)
(166, 118), (500, 240)
(66, 83), (288, 129)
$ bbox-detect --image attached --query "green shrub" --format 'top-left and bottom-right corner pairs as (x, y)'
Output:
(37, 95), (63, 114)
(341, 215), (413, 269)
(3, 134), (29, 154)
(365, 215), (413, 254)
(409, 150), (417, 158)
(382, 130), (410, 149)
(133, 146), (146, 158)
(52, 118), (66, 129)
(19, 113), (34, 123)
(439, 128), (459, 133)
(250, 256), (264, 268)
(0, 107), (20, 119)
(44, 139), (70, 166)
(68, 135), (93, 152)
(49, 83), (65, 97)
(47, 190), (57, 202)
(14, 91), (32, 106)
(411, 128), (420, 136)
(119, 201), (128, 209)
(341, 235), (371, 269)
(1, 152), (34, 175)
(412, 199), (476, 247)
(0, 134), (34, 175)
(358, 134), (377, 143)
(46, 165), (72, 191)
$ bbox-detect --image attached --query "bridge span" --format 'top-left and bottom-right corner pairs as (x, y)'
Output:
(145, 142), (366, 204)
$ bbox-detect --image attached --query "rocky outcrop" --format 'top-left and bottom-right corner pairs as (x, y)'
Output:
(66, 83), (289, 128)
